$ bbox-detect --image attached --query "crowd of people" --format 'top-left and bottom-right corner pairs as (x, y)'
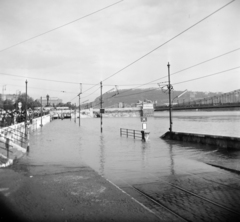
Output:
(0, 108), (48, 128)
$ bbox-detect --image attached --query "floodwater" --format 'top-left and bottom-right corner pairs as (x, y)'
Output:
(18, 110), (240, 185)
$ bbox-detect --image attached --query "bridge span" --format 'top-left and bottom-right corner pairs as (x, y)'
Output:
(155, 89), (240, 111)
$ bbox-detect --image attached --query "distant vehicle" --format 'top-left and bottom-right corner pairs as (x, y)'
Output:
(52, 107), (71, 119)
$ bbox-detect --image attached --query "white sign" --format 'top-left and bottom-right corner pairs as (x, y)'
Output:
(142, 123), (147, 130)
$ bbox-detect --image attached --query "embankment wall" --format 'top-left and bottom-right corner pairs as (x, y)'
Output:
(161, 131), (240, 150)
(0, 115), (51, 166)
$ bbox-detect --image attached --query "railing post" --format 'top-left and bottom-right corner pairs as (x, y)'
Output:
(127, 129), (128, 137)
(120, 128), (122, 136)
(134, 130), (135, 139)
(6, 138), (10, 158)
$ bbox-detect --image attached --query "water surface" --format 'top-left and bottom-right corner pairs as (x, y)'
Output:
(18, 111), (240, 186)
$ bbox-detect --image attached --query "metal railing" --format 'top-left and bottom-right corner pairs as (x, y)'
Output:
(120, 128), (142, 139)
(0, 139), (13, 159)
(0, 128), (27, 145)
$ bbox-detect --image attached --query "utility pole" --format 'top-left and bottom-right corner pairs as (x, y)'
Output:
(78, 83), (82, 127)
(75, 103), (76, 123)
(100, 81), (103, 133)
(25, 80), (28, 136)
(167, 63), (172, 133)
(40, 96), (43, 127)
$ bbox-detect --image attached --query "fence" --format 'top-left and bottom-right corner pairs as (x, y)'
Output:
(0, 127), (27, 147)
(0, 138), (13, 159)
(120, 128), (143, 139)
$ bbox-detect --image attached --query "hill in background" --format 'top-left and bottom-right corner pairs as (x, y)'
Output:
(91, 88), (221, 108)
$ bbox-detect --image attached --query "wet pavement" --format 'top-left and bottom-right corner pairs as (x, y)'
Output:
(0, 165), (160, 222)
(0, 114), (240, 221)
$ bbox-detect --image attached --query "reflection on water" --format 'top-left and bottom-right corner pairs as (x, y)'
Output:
(99, 135), (105, 175)
(168, 143), (175, 176)
(16, 111), (240, 185)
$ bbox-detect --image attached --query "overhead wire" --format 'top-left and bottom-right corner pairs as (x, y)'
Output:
(115, 88), (159, 98)
(1, 83), (77, 94)
(112, 66), (240, 99)
(173, 66), (240, 86)
(0, 0), (124, 53)
(0, 71), (158, 86)
(101, 0), (235, 83)
(0, 72), (96, 85)
(81, 86), (101, 99)
(112, 46), (240, 98)
(2, 0), (236, 104)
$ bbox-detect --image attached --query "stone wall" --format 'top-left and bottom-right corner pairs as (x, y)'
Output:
(161, 131), (240, 150)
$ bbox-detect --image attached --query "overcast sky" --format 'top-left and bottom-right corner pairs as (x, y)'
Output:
(0, 0), (239, 103)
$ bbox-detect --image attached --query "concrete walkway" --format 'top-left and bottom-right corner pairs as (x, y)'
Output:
(0, 164), (160, 222)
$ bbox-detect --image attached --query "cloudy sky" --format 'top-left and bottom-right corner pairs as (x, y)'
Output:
(0, 0), (239, 104)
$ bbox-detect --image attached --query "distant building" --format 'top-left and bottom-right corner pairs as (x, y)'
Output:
(0, 94), (18, 102)
(36, 97), (62, 107)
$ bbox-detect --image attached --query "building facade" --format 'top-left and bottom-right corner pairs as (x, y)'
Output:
(36, 97), (62, 107)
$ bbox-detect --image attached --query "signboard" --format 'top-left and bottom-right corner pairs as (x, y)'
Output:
(142, 123), (147, 130)
(100, 108), (105, 114)
(141, 117), (147, 122)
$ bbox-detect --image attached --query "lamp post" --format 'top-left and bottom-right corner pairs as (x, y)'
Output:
(100, 81), (103, 133)
(78, 83), (82, 126)
(46, 94), (49, 106)
(40, 97), (43, 127)
(25, 80), (28, 136)
(167, 63), (172, 133)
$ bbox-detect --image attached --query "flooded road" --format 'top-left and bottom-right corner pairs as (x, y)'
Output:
(11, 111), (240, 221)
(19, 110), (240, 182)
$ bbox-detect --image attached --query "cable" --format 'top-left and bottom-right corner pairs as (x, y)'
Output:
(3, 44), (238, 88)
(1, 83), (78, 94)
(173, 66), (240, 85)
(0, 72), (159, 86)
(0, 1), (124, 53)
(114, 88), (159, 98)
(69, 95), (79, 102)
(112, 46), (240, 97)
(0, 72), (98, 85)
(81, 86), (101, 99)
(101, 0), (235, 83)
(108, 66), (240, 99)
(143, 47), (240, 85)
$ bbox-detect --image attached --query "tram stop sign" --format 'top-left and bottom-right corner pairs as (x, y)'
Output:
(18, 102), (22, 109)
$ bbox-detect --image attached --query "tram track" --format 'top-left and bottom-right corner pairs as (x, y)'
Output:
(131, 181), (240, 222)
(169, 182), (240, 216)
(122, 169), (240, 221)
(132, 186), (191, 222)
(110, 166), (240, 221)
(186, 170), (240, 191)
(149, 169), (240, 217)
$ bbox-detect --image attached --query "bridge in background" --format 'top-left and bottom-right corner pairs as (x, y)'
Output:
(155, 89), (240, 111)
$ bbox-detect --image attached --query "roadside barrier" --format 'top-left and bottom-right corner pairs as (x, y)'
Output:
(120, 128), (150, 142)
(0, 126), (27, 148)
(120, 128), (142, 139)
